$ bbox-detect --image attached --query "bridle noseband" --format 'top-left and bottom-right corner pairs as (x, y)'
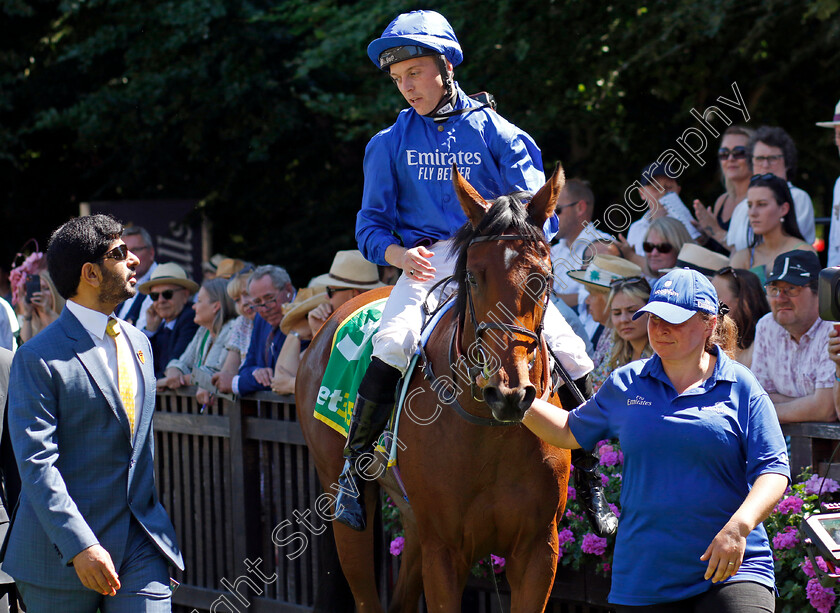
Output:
(420, 232), (553, 427)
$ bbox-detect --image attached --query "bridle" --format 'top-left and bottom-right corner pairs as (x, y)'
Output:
(420, 232), (553, 426)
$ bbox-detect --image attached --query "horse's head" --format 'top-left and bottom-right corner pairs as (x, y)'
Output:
(450, 163), (564, 422)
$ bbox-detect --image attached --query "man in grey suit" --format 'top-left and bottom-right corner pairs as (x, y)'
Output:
(4, 215), (183, 612)
(0, 347), (19, 611)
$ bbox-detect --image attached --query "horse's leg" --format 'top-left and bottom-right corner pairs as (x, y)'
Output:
(332, 480), (385, 613)
(387, 518), (423, 613)
(504, 527), (559, 613)
(418, 539), (470, 613)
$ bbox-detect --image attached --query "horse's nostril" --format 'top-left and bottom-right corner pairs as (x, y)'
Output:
(484, 386), (503, 409)
(520, 385), (536, 411)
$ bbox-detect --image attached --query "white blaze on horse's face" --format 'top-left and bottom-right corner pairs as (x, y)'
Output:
(503, 246), (517, 270)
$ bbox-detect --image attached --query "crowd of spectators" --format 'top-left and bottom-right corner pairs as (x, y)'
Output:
(0, 105), (837, 432)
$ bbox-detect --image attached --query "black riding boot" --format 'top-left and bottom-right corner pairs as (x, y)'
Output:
(334, 358), (401, 531)
(556, 374), (618, 538)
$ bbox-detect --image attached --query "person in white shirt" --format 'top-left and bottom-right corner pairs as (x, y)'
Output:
(816, 98), (840, 267)
(726, 126), (816, 252)
(549, 179), (615, 338)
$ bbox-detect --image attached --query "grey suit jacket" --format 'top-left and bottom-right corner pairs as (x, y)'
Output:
(0, 347), (14, 584)
(4, 307), (183, 589)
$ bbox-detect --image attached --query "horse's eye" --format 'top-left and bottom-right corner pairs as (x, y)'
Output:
(466, 271), (478, 286)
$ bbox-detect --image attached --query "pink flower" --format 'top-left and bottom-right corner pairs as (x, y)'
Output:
(804, 474), (840, 495)
(772, 526), (799, 550)
(557, 527), (575, 548)
(567, 486), (576, 500)
(389, 536), (405, 556)
(9, 251), (45, 306)
(806, 577), (836, 613)
(581, 533), (608, 556)
(491, 554), (506, 573)
(801, 555), (829, 579)
(775, 496), (804, 515)
(602, 562), (611, 573)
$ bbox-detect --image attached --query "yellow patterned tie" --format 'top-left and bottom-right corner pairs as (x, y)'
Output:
(106, 317), (136, 436)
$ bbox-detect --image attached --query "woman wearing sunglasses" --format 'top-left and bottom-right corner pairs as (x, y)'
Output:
(642, 216), (693, 281)
(522, 268), (789, 612)
(692, 126), (754, 252)
(729, 174), (815, 285)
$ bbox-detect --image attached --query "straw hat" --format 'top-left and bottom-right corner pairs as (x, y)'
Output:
(215, 258), (250, 280)
(567, 255), (643, 291)
(279, 287), (328, 335)
(137, 262), (200, 294)
(309, 250), (385, 290)
(663, 244), (730, 277)
(816, 99), (840, 128)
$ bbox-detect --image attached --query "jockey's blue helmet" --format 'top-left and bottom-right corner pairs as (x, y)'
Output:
(367, 10), (463, 72)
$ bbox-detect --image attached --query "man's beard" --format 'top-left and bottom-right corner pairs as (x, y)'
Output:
(100, 268), (135, 306)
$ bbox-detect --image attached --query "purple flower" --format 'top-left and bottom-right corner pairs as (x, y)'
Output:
(804, 474), (840, 495)
(772, 526), (799, 550)
(567, 486), (576, 500)
(491, 554), (506, 573)
(389, 536), (405, 556)
(599, 449), (620, 467)
(775, 495), (804, 515)
(557, 527), (575, 548)
(608, 503), (621, 518)
(601, 473), (610, 486)
(581, 533), (608, 556)
(806, 577), (837, 613)
(801, 555), (829, 579)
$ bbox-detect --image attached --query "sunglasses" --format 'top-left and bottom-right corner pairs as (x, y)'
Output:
(642, 242), (674, 254)
(609, 275), (651, 291)
(749, 173), (778, 185)
(98, 244), (129, 262)
(555, 201), (579, 213)
(717, 146), (748, 161)
(325, 287), (349, 299)
(149, 288), (184, 301)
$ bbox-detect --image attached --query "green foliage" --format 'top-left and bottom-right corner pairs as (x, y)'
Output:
(0, 0), (839, 278)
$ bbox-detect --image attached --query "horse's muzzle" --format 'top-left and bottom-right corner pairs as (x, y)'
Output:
(483, 383), (536, 422)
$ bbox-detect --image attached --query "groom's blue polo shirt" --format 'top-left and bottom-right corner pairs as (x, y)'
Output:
(569, 347), (790, 606)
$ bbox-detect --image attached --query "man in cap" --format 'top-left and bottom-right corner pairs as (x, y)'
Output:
(751, 250), (836, 423)
(138, 262), (200, 378)
(817, 98), (840, 267)
(342, 10), (614, 537)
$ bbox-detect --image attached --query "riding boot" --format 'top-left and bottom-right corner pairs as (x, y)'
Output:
(334, 358), (401, 531)
(571, 447), (618, 537)
(556, 373), (618, 538)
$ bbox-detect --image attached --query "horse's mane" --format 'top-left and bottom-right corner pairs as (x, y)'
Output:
(447, 190), (548, 328)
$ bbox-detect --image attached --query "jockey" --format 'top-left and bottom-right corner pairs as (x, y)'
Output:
(337, 10), (617, 538)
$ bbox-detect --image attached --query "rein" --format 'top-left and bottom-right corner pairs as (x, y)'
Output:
(421, 233), (553, 427)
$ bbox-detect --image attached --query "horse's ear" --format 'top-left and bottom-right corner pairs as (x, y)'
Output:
(528, 164), (565, 226)
(452, 163), (491, 228)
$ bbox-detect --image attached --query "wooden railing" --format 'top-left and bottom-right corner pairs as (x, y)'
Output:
(782, 422), (840, 480)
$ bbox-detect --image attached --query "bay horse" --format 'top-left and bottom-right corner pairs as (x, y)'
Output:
(295, 165), (571, 612)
